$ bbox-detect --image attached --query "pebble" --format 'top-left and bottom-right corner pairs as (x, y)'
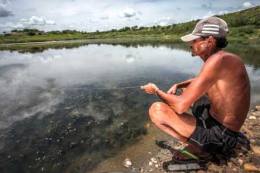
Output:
(41, 167), (45, 172)
(252, 112), (260, 116)
(249, 116), (257, 120)
(243, 163), (260, 172)
(250, 139), (256, 144)
(251, 145), (260, 156)
(150, 157), (157, 163)
(148, 161), (153, 166)
(123, 158), (132, 168)
(238, 159), (244, 166)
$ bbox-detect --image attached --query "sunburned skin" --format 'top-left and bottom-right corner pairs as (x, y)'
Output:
(206, 51), (250, 131)
(141, 35), (251, 143)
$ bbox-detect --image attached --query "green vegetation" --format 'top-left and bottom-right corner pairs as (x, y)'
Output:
(0, 6), (259, 47)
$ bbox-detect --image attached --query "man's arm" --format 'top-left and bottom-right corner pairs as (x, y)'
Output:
(176, 78), (196, 88)
(167, 78), (196, 94)
(156, 56), (223, 114)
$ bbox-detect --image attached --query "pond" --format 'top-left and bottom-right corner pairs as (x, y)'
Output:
(0, 43), (259, 173)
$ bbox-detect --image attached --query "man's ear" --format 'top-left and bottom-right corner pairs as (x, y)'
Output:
(207, 36), (216, 48)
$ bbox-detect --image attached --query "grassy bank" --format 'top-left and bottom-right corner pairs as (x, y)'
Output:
(0, 6), (259, 47)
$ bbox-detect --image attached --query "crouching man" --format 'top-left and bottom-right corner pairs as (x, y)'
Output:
(141, 17), (250, 158)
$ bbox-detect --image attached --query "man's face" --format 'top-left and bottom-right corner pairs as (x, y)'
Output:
(190, 37), (207, 57)
(190, 36), (217, 58)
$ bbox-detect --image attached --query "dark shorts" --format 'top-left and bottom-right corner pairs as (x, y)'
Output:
(188, 96), (239, 154)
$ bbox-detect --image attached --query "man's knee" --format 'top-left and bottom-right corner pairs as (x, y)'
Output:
(149, 102), (168, 123)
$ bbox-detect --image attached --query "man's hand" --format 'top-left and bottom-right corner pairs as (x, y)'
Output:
(140, 83), (159, 95)
(167, 84), (178, 95)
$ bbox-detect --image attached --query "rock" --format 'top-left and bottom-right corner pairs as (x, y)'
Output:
(41, 167), (45, 172)
(256, 105), (260, 111)
(251, 145), (260, 156)
(123, 158), (132, 168)
(249, 116), (257, 120)
(238, 159), (244, 166)
(250, 139), (256, 144)
(243, 163), (260, 172)
(150, 157), (157, 163)
(252, 111), (260, 116)
(148, 161), (153, 166)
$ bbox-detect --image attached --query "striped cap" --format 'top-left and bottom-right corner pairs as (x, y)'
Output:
(181, 16), (229, 42)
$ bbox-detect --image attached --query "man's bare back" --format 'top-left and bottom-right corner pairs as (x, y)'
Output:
(207, 51), (250, 132)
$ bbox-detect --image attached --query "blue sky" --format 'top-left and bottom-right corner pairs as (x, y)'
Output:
(0, 0), (259, 33)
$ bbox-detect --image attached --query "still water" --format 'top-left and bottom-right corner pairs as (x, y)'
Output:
(0, 44), (259, 173)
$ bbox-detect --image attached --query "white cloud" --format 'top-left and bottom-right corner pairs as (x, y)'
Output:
(0, 16), (56, 31)
(21, 16), (56, 26)
(218, 10), (229, 15)
(154, 16), (175, 26)
(243, 1), (254, 8)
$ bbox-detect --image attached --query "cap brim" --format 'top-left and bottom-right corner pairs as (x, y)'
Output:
(181, 34), (201, 42)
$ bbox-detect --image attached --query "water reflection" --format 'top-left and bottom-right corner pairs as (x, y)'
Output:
(0, 44), (259, 173)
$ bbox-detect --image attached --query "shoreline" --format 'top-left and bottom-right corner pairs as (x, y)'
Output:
(89, 104), (260, 173)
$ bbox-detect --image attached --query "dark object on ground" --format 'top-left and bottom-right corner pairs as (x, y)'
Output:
(163, 162), (202, 172)
(155, 140), (207, 171)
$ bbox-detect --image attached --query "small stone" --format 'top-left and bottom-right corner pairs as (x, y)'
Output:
(255, 105), (260, 111)
(228, 162), (232, 168)
(244, 163), (259, 172)
(252, 112), (260, 116)
(238, 159), (244, 165)
(150, 157), (157, 163)
(148, 161), (153, 166)
(250, 139), (256, 144)
(41, 167), (45, 172)
(251, 145), (260, 156)
(249, 116), (256, 120)
(155, 164), (159, 168)
(123, 158), (132, 168)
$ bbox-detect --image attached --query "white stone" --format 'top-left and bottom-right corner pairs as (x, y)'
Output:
(123, 158), (132, 168)
(249, 116), (256, 120)
(238, 159), (244, 165)
(150, 157), (157, 163)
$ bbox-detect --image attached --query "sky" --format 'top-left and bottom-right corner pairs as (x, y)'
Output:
(0, 0), (259, 33)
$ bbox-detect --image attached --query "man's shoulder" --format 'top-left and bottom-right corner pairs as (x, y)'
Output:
(208, 50), (241, 65)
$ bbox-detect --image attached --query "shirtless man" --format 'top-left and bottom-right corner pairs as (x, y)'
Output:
(141, 17), (251, 156)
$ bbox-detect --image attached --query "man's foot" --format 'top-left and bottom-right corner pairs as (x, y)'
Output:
(155, 140), (211, 163)
(172, 144), (211, 163)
